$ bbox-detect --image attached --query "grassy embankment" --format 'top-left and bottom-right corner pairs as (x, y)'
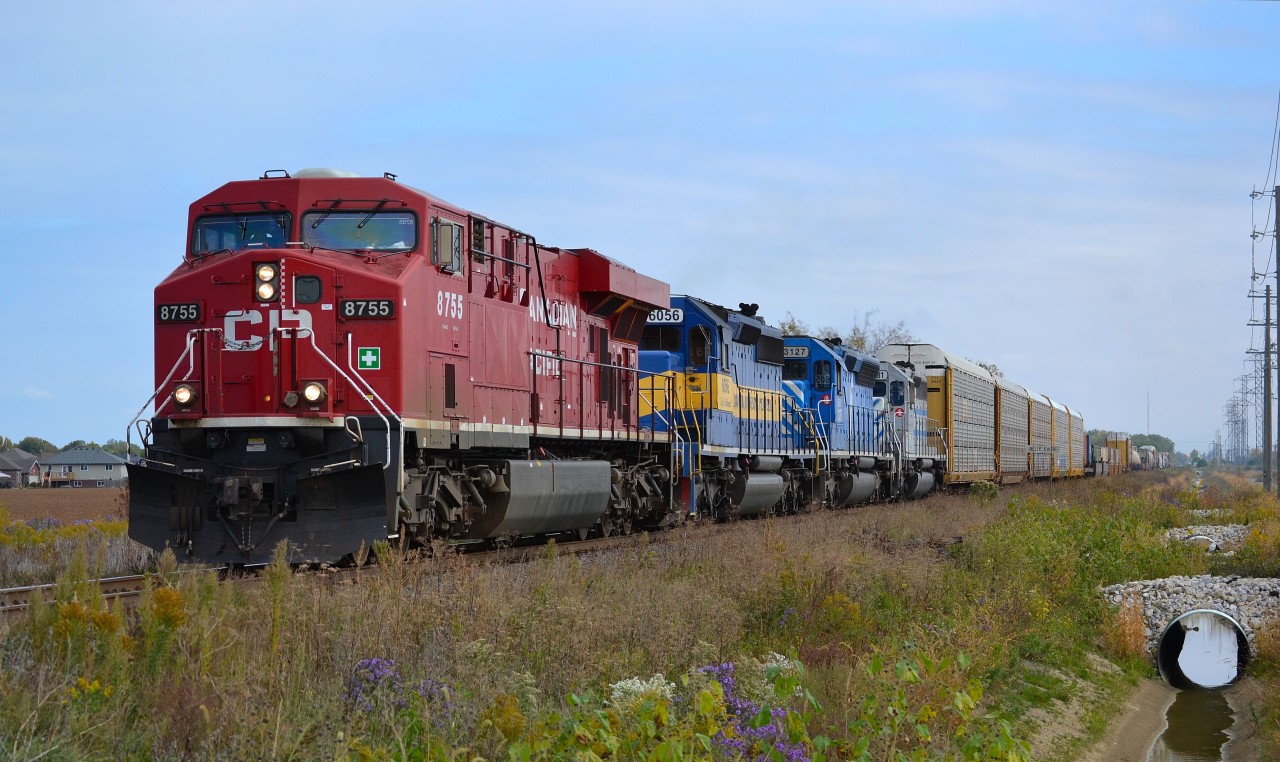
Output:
(1, 471), (1279, 760)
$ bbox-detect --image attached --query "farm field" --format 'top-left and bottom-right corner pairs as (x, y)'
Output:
(0, 487), (124, 523)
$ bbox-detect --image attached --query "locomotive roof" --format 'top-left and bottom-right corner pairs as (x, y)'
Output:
(198, 171), (458, 212)
(675, 295), (776, 331)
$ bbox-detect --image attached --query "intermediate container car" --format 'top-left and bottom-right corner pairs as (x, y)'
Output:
(876, 344), (996, 484)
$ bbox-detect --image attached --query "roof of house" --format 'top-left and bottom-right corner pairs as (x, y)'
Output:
(0, 448), (39, 471)
(41, 447), (127, 466)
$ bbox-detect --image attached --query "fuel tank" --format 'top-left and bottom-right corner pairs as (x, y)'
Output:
(462, 459), (611, 539)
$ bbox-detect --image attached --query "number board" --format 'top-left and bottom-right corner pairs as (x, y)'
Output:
(782, 346), (809, 359)
(339, 299), (396, 319)
(647, 308), (684, 324)
(157, 303), (202, 323)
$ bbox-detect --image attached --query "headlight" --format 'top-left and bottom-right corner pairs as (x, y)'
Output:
(254, 261), (280, 302)
(173, 383), (197, 407)
(302, 381), (327, 404)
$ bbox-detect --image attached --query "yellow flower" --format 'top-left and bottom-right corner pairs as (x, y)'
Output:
(151, 587), (187, 629)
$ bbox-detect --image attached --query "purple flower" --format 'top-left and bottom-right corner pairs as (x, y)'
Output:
(699, 661), (810, 761)
(344, 658), (405, 712)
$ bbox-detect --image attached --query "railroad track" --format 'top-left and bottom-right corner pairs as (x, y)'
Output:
(0, 574), (152, 617)
(0, 521), (722, 622)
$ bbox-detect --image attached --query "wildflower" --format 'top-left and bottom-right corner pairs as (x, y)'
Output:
(779, 606), (797, 628)
(343, 657), (405, 713)
(607, 673), (677, 714)
(700, 659), (811, 762)
(151, 587), (186, 629)
(483, 693), (527, 742)
(413, 677), (459, 729)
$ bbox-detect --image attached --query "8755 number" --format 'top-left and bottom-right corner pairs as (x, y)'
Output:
(340, 299), (395, 318)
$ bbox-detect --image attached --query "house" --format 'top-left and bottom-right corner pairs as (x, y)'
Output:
(40, 447), (127, 488)
(0, 448), (42, 487)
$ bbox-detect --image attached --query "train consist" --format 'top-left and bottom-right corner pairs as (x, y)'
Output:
(128, 169), (1100, 564)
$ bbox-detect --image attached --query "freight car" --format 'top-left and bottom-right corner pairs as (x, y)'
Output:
(129, 170), (1097, 565)
(874, 343), (1088, 487)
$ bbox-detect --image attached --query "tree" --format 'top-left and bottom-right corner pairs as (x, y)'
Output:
(1131, 433), (1175, 454)
(59, 440), (101, 452)
(777, 312), (810, 336)
(103, 439), (143, 458)
(0, 435), (12, 450)
(844, 310), (916, 353)
(972, 360), (1003, 378)
(776, 309), (916, 353)
(17, 436), (56, 454)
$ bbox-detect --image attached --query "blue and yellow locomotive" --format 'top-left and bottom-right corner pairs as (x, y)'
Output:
(639, 297), (812, 519)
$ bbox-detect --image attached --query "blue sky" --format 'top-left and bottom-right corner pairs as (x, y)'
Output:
(2, 1), (1278, 455)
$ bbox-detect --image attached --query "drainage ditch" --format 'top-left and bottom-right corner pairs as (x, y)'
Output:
(1148, 609), (1249, 761)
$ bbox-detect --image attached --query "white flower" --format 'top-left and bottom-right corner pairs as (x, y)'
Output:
(607, 673), (677, 712)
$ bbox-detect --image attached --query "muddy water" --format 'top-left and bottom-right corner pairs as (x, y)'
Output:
(1147, 688), (1233, 761)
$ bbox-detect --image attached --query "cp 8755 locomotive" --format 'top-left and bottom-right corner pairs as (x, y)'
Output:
(129, 168), (677, 564)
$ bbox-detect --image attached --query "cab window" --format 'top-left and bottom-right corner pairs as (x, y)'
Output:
(814, 360), (832, 391)
(192, 213), (291, 254)
(640, 326), (681, 352)
(302, 211), (417, 252)
(690, 330), (709, 366)
(890, 381), (906, 407)
(783, 360), (807, 380)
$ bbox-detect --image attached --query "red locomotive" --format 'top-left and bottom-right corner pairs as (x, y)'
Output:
(129, 169), (674, 564)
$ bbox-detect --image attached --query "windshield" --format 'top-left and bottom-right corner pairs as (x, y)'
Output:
(302, 211), (417, 252)
(192, 213), (291, 254)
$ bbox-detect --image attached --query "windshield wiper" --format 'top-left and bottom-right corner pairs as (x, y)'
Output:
(355, 199), (390, 230)
(310, 199), (343, 229)
(188, 248), (232, 263)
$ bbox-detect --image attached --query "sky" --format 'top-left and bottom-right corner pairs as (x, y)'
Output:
(2, 0), (1279, 455)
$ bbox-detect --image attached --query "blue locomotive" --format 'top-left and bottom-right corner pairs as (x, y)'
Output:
(638, 297), (940, 520)
(780, 335), (885, 506)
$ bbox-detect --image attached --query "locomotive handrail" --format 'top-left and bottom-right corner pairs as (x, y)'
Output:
(126, 328), (222, 453)
(528, 350), (669, 443)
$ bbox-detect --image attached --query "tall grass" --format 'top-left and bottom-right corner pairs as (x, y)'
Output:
(1, 470), (1276, 760)
(0, 508), (152, 587)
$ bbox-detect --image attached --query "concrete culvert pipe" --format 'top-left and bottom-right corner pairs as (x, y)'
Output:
(1156, 609), (1250, 689)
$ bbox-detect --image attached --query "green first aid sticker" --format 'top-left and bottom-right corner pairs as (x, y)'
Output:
(358, 347), (381, 370)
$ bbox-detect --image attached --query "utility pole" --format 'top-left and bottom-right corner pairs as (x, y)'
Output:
(1275, 184), (1279, 496)
(1266, 285), (1273, 492)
